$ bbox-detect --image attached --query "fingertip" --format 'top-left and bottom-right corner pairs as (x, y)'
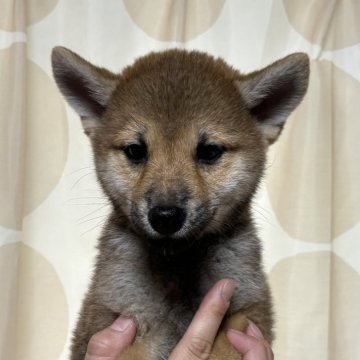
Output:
(226, 329), (250, 354)
(246, 321), (265, 340)
(85, 317), (136, 359)
(227, 328), (273, 359)
(110, 317), (135, 333)
(226, 329), (246, 341)
(220, 279), (235, 304)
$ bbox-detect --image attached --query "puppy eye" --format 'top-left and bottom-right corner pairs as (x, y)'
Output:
(123, 143), (147, 164)
(196, 143), (225, 164)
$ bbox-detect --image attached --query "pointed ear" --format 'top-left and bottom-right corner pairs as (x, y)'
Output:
(51, 47), (119, 136)
(235, 53), (310, 144)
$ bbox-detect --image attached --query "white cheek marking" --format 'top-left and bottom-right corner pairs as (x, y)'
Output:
(206, 157), (252, 231)
(96, 154), (135, 214)
(219, 157), (251, 196)
(105, 154), (131, 191)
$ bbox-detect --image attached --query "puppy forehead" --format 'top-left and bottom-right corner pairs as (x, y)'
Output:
(111, 51), (243, 111)
(105, 51), (255, 144)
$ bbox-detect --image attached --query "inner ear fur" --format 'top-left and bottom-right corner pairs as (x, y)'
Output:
(51, 47), (119, 136)
(235, 53), (310, 144)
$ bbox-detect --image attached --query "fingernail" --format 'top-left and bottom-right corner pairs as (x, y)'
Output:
(221, 279), (235, 303)
(227, 329), (247, 338)
(110, 317), (134, 332)
(247, 321), (264, 339)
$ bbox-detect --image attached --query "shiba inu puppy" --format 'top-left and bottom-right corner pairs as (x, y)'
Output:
(52, 47), (309, 359)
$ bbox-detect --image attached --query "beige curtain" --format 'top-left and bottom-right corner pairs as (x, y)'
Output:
(1, 1), (359, 359)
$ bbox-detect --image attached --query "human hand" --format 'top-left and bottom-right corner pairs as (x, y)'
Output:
(85, 279), (273, 359)
(168, 278), (273, 360)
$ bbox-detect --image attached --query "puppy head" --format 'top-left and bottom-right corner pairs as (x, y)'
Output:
(52, 48), (309, 246)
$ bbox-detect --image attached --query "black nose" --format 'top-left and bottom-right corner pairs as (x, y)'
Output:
(148, 206), (186, 235)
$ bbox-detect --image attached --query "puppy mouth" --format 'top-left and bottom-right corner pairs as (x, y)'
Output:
(144, 234), (198, 256)
(145, 213), (211, 250)
(142, 215), (216, 264)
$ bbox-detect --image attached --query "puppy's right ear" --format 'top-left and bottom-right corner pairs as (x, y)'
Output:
(51, 47), (119, 136)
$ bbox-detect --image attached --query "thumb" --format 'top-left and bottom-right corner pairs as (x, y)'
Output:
(85, 317), (136, 359)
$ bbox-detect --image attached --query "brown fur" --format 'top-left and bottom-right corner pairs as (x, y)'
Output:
(51, 48), (309, 359)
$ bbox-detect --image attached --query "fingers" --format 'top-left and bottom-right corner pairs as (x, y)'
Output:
(85, 317), (136, 360)
(169, 279), (235, 360)
(226, 322), (274, 360)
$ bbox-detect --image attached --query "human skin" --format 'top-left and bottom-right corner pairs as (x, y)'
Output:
(85, 279), (273, 360)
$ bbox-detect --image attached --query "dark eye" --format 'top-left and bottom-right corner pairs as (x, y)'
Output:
(123, 143), (147, 164)
(196, 143), (225, 164)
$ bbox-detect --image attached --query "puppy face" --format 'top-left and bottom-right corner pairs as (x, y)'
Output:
(52, 49), (309, 246)
(93, 98), (264, 243)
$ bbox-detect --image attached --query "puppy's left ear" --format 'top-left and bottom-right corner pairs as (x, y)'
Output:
(235, 53), (310, 144)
